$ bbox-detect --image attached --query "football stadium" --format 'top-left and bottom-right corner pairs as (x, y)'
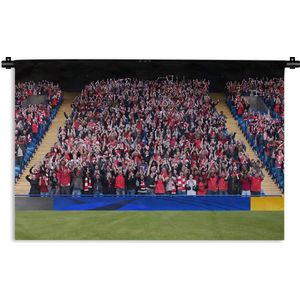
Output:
(14, 60), (284, 240)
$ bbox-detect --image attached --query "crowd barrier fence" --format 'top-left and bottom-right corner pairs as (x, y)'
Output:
(15, 194), (284, 211)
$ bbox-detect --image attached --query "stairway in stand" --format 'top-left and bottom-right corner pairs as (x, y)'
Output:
(15, 92), (79, 195)
(210, 93), (282, 196)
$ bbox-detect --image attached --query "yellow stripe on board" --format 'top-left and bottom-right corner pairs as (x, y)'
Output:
(251, 196), (284, 211)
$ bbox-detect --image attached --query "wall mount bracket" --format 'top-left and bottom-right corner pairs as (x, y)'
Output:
(286, 57), (300, 69)
(1, 57), (14, 69)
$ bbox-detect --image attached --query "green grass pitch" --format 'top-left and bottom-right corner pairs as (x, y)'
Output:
(15, 211), (284, 240)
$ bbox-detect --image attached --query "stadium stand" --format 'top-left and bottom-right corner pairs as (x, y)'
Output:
(227, 78), (284, 118)
(212, 94), (281, 195)
(226, 79), (284, 190)
(15, 92), (76, 195)
(16, 78), (276, 197)
(15, 81), (62, 179)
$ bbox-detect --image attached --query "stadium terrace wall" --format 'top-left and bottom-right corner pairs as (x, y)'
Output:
(53, 195), (251, 211)
(15, 195), (284, 211)
(15, 60), (285, 92)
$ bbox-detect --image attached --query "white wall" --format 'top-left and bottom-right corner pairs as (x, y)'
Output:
(0, 1), (299, 299)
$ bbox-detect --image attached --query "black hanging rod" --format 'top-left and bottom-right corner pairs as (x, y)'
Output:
(2, 57), (300, 69)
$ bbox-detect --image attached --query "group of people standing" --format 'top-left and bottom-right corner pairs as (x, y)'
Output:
(226, 77), (284, 118)
(15, 81), (62, 169)
(24, 77), (265, 196)
(226, 78), (284, 187)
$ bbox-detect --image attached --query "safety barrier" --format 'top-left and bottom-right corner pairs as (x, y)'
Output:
(52, 195), (250, 211)
(15, 194), (284, 211)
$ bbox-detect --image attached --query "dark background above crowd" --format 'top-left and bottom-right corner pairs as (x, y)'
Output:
(15, 60), (285, 92)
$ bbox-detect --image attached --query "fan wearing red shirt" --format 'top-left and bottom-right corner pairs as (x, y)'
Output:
(207, 171), (218, 195)
(155, 175), (165, 195)
(237, 102), (244, 116)
(115, 170), (125, 195)
(51, 96), (58, 107)
(240, 174), (251, 196)
(197, 177), (207, 196)
(39, 174), (49, 197)
(250, 171), (264, 196)
(218, 173), (228, 195)
(57, 160), (71, 194)
(32, 122), (39, 139)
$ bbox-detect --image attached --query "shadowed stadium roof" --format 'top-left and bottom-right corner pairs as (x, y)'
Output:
(15, 59), (285, 92)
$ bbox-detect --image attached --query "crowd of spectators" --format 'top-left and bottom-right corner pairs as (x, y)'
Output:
(15, 81), (62, 176)
(226, 78), (284, 118)
(25, 77), (265, 196)
(226, 78), (284, 189)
